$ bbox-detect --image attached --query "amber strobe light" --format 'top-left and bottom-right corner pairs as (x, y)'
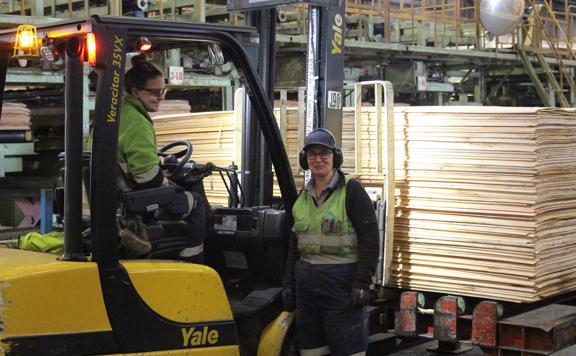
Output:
(87, 33), (97, 66)
(13, 24), (39, 58)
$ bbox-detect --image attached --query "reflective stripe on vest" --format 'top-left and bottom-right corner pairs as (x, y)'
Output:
(292, 176), (358, 264)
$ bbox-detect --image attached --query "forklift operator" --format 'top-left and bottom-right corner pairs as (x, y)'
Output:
(282, 128), (379, 356)
(113, 54), (205, 262)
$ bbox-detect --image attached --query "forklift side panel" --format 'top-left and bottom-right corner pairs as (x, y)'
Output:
(0, 249), (115, 354)
(123, 261), (234, 323)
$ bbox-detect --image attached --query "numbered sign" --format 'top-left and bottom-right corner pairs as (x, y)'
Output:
(327, 90), (342, 110)
(169, 66), (184, 85)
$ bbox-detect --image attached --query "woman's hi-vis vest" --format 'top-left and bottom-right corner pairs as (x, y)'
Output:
(292, 176), (358, 264)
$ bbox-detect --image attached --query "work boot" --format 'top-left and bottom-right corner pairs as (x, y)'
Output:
(119, 227), (151, 256)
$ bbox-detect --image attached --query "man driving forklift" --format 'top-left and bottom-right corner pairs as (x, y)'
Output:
(90, 53), (207, 262)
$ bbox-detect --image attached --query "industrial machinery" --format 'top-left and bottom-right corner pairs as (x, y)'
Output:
(0, 16), (298, 355)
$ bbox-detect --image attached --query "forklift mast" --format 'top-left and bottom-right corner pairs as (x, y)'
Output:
(229, 0), (345, 192)
(241, 8), (277, 206)
(305, 2), (345, 144)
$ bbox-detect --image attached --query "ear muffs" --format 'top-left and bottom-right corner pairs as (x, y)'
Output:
(299, 148), (344, 170)
(333, 148), (343, 169)
(299, 149), (309, 170)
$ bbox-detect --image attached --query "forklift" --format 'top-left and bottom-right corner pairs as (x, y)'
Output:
(0, 16), (299, 355)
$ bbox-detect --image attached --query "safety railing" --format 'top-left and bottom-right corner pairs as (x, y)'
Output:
(353, 80), (395, 286)
(520, 0), (576, 107)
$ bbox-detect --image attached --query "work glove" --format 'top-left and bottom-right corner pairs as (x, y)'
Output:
(282, 287), (296, 312)
(351, 287), (370, 309)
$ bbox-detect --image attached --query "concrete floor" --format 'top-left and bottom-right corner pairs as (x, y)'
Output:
(386, 341), (483, 356)
(385, 340), (576, 355)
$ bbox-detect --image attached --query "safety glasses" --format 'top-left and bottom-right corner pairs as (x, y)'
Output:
(141, 87), (168, 98)
(306, 149), (332, 160)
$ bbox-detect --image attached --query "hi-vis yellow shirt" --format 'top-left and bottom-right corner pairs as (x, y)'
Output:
(88, 94), (161, 185)
(292, 176), (358, 264)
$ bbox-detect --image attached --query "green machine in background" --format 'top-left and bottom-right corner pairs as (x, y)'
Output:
(0, 141), (35, 177)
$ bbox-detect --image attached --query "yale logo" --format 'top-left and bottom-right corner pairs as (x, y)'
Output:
(331, 13), (343, 55)
(181, 326), (220, 347)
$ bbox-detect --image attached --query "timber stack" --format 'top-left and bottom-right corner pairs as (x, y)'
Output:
(390, 106), (576, 303)
(0, 103), (31, 143)
(154, 103), (576, 302)
(153, 101), (240, 206)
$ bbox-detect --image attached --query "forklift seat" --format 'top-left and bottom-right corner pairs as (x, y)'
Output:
(117, 176), (178, 215)
(73, 151), (192, 260)
(114, 167), (191, 260)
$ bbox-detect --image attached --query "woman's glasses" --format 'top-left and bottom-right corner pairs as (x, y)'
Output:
(306, 149), (332, 160)
(141, 87), (168, 98)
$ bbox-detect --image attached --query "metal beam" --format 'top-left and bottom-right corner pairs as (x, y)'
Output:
(6, 70), (64, 84)
(172, 75), (234, 88)
(0, 14), (61, 27)
(485, 68), (513, 105)
(32, 1), (44, 17)
(276, 34), (576, 67)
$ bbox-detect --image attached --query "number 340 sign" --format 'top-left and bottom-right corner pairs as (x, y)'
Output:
(169, 66), (184, 85)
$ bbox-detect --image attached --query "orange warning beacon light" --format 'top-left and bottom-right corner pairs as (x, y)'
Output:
(14, 24), (39, 58)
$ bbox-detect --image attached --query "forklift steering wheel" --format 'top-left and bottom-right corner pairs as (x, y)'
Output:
(157, 140), (193, 177)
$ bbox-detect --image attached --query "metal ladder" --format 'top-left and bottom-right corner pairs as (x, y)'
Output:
(520, 0), (576, 107)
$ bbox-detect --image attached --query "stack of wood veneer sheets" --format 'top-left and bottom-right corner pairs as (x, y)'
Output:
(0, 103), (31, 142)
(276, 105), (576, 303)
(153, 100), (241, 206)
(150, 100), (193, 118)
(153, 100), (302, 205)
(154, 101), (576, 302)
(390, 106), (576, 303)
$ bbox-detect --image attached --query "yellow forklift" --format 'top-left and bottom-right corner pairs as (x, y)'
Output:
(0, 16), (299, 355)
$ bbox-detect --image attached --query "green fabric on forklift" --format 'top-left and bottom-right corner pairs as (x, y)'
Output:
(18, 231), (64, 254)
